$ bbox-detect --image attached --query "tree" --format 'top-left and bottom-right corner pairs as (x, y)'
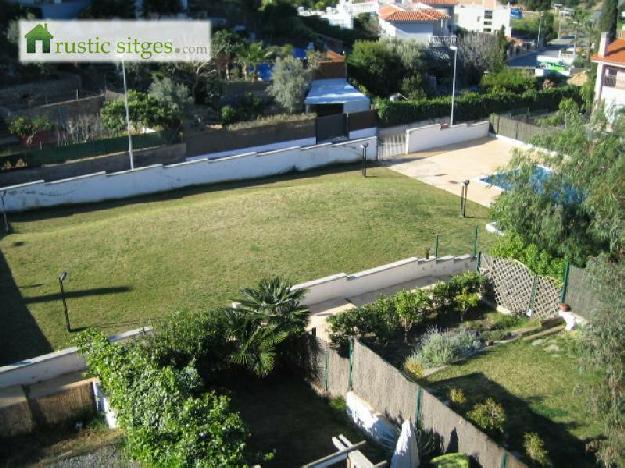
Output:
(229, 277), (310, 376)
(8, 116), (53, 145)
(148, 77), (192, 114)
(347, 40), (406, 97)
(395, 289), (430, 343)
(268, 56), (309, 113)
(236, 42), (269, 81)
(100, 90), (180, 132)
(600, 0), (618, 40)
(480, 68), (537, 94)
(457, 31), (509, 85)
(212, 29), (244, 79)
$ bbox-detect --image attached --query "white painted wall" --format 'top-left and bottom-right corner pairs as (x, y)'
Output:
(599, 85), (625, 121)
(405, 121), (489, 153)
(0, 328), (151, 388)
(187, 137), (317, 161)
(379, 19), (437, 43)
(454, 5), (511, 36)
(1, 137), (377, 212)
(295, 254), (476, 305)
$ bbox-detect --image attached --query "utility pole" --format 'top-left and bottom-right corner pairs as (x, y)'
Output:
(121, 60), (135, 171)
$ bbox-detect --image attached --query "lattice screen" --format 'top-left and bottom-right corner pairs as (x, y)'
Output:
(480, 254), (560, 319)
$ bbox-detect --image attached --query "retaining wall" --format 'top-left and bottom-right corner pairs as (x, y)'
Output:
(405, 121), (490, 153)
(295, 254), (476, 306)
(0, 328), (151, 389)
(1, 137), (377, 212)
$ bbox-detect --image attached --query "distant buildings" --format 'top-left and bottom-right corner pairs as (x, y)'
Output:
(592, 32), (625, 122)
(378, 4), (451, 44)
(454, 0), (511, 36)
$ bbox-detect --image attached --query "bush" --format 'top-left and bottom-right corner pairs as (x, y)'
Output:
(490, 313), (528, 330)
(432, 281), (455, 313)
(403, 354), (424, 377)
(376, 86), (582, 127)
(449, 387), (467, 406)
(480, 68), (537, 94)
(328, 296), (397, 348)
(8, 116), (53, 144)
(76, 330), (248, 466)
(395, 289), (431, 342)
(467, 398), (506, 436)
(408, 328), (480, 369)
(491, 233), (565, 282)
(523, 432), (551, 466)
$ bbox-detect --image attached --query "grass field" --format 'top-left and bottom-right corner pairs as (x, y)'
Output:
(423, 333), (601, 466)
(0, 164), (495, 364)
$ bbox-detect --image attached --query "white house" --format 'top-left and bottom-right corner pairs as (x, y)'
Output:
(378, 4), (451, 43)
(454, 0), (511, 36)
(592, 32), (625, 121)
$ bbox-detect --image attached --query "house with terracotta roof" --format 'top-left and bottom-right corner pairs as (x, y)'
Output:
(378, 4), (451, 43)
(592, 32), (625, 121)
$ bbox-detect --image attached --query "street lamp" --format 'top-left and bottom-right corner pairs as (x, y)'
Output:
(460, 179), (470, 218)
(58, 271), (71, 332)
(360, 143), (369, 177)
(449, 46), (458, 126)
(121, 60), (135, 171)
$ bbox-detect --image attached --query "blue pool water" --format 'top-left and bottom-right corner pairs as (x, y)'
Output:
(480, 166), (582, 204)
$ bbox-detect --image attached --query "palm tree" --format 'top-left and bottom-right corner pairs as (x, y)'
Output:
(235, 42), (269, 81)
(228, 277), (310, 377)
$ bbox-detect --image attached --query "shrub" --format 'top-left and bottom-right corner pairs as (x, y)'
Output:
(480, 68), (537, 94)
(328, 298), (396, 348)
(448, 271), (484, 296)
(453, 290), (480, 321)
(432, 281), (455, 313)
(220, 105), (238, 125)
(376, 86), (582, 127)
(523, 432), (551, 466)
(409, 328), (480, 369)
(491, 233), (565, 283)
(449, 387), (467, 406)
(467, 398), (506, 436)
(395, 289), (431, 342)
(403, 354), (424, 377)
(76, 330), (248, 466)
(8, 116), (53, 145)
(490, 313), (527, 330)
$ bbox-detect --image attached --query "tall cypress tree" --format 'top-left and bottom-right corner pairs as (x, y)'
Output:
(600, 0), (618, 40)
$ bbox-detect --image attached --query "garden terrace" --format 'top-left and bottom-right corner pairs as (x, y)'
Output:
(0, 165), (494, 364)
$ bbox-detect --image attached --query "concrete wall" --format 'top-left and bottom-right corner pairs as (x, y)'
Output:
(295, 254), (476, 305)
(1, 137), (377, 212)
(405, 121), (490, 153)
(0, 328), (151, 389)
(187, 138), (316, 161)
(0, 143), (187, 186)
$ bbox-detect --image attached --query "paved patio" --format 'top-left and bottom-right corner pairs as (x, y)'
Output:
(384, 137), (525, 207)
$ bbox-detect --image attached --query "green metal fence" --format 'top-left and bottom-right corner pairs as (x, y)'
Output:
(1, 130), (180, 171)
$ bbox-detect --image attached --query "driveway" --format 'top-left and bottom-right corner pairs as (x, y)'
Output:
(383, 137), (525, 207)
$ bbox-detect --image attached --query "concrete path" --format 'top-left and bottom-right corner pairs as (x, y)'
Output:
(383, 137), (524, 207)
(306, 274), (451, 342)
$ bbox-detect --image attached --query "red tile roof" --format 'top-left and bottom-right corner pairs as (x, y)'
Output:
(379, 5), (449, 22)
(592, 38), (625, 67)
(416, 0), (458, 5)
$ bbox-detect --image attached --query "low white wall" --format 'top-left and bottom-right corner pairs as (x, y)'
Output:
(0, 328), (151, 388)
(405, 121), (490, 154)
(295, 254), (476, 305)
(187, 137), (317, 161)
(2, 137), (377, 212)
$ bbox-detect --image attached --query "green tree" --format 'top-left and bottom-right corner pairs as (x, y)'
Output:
(212, 29), (244, 79)
(394, 289), (430, 343)
(8, 116), (53, 145)
(268, 56), (309, 113)
(100, 90), (180, 132)
(148, 77), (192, 114)
(600, 0), (618, 40)
(347, 40), (406, 97)
(236, 42), (269, 81)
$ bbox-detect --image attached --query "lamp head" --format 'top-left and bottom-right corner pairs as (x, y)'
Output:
(58, 271), (68, 282)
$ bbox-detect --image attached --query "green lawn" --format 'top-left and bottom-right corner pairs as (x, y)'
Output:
(423, 333), (601, 467)
(0, 164), (494, 364)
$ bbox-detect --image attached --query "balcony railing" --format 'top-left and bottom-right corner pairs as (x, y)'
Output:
(429, 35), (458, 47)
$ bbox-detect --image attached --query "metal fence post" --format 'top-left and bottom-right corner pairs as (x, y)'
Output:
(324, 345), (330, 393)
(348, 338), (354, 392)
(473, 225), (479, 258)
(560, 259), (570, 303)
(415, 386), (423, 424)
(500, 452), (509, 468)
(528, 275), (538, 314)
(476, 251), (482, 272)
(434, 235), (440, 262)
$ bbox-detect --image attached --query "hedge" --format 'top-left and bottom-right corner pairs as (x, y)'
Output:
(377, 86), (583, 127)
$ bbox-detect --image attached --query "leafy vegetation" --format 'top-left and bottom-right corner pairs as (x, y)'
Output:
(100, 90), (181, 132)
(377, 86), (581, 127)
(408, 328), (480, 369)
(8, 116), (53, 145)
(467, 398), (506, 436)
(76, 330), (248, 466)
(480, 68), (537, 94)
(268, 56), (310, 113)
(523, 432), (551, 467)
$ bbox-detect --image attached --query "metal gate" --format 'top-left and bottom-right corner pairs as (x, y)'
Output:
(316, 113), (347, 142)
(377, 132), (406, 160)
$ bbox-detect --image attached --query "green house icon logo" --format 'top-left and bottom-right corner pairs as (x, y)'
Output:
(24, 23), (54, 54)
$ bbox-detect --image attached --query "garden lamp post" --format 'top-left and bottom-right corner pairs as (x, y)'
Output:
(121, 60), (135, 171)
(360, 143), (369, 177)
(462, 179), (470, 217)
(58, 271), (71, 332)
(449, 46), (458, 126)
